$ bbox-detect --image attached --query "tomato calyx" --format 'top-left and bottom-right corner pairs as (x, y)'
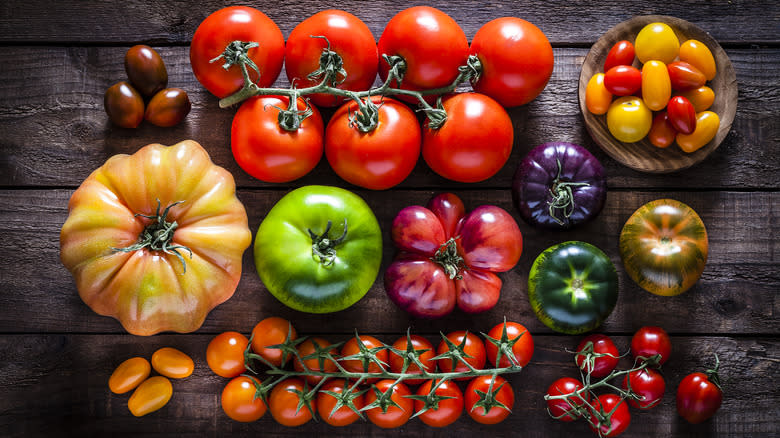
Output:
(362, 383), (405, 414)
(548, 159), (590, 226)
(573, 341), (622, 377)
(468, 375), (512, 415)
(307, 219), (348, 267)
(347, 97), (381, 132)
(431, 330), (478, 373)
(245, 323), (304, 373)
(210, 40), (262, 87)
(112, 199), (193, 273)
(389, 329), (434, 375)
(306, 35), (348, 86)
(430, 238), (466, 279)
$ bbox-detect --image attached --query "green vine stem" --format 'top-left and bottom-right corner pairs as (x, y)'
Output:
(548, 159), (590, 226)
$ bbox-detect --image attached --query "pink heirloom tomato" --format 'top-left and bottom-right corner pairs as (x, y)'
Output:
(60, 140), (251, 335)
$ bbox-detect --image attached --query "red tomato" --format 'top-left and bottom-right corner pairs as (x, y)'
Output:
(325, 96), (420, 190)
(251, 317), (297, 367)
(631, 326), (671, 365)
(485, 321), (534, 368)
(388, 335), (436, 385)
(207, 332), (249, 378)
(604, 40), (636, 72)
(546, 377), (589, 422)
(623, 368), (666, 409)
(575, 334), (619, 378)
(284, 10), (378, 107)
(666, 96), (697, 134)
(469, 17), (554, 107)
(221, 376), (267, 422)
(316, 379), (365, 427)
(677, 360), (723, 424)
(340, 335), (388, 381)
(364, 380), (414, 428)
(190, 6), (284, 98)
(588, 394), (631, 437)
(465, 375), (514, 424)
(422, 92), (513, 183)
(268, 378), (314, 427)
(414, 379), (464, 427)
(436, 330), (486, 379)
(231, 96), (324, 183)
(604, 65), (642, 96)
(648, 111), (678, 148)
(293, 337), (338, 385)
(377, 6), (468, 93)
(668, 61), (707, 91)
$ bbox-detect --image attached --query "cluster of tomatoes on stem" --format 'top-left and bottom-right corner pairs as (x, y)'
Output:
(206, 316), (534, 428)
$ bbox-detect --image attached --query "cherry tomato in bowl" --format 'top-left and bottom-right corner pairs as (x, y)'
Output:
(604, 40), (635, 72)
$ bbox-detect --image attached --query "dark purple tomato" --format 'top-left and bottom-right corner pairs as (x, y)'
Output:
(125, 45), (168, 97)
(512, 142), (606, 229)
(144, 88), (191, 127)
(104, 81), (144, 128)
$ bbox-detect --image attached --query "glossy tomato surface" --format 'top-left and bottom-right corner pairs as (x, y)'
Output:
(588, 393), (631, 437)
(546, 377), (588, 422)
(677, 369), (723, 424)
(620, 199), (708, 296)
(109, 357), (151, 394)
(221, 376), (267, 422)
(631, 326), (672, 365)
(414, 379), (464, 427)
(623, 368), (666, 409)
(207, 331), (249, 378)
(465, 375), (514, 424)
(388, 334), (436, 384)
(364, 380), (414, 428)
(125, 45), (167, 97)
(436, 330), (486, 378)
(575, 334), (619, 379)
(316, 379), (365, 426)
(268, 378), (314, 427)
(485, 320), (534, 368)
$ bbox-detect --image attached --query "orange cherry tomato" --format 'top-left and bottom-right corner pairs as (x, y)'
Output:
(641, 60), (671, 111)
(207, 331), (249, 378)
(677, 86), (715, 112)
(648, 112), (678, 148)
(268, 378), (314, 427)
(676, 111), (720, 153)
(251, 316), (296, 367)
(221, 375), (267, 422)
(128, 376), (173, 417)
(109, 357), (151, 394)
(316, 379), (365, 427)
(679, 39), (717, 81)
(585, 73), (613, 115)
(293, 337), (338, 385)
(151, 347), (194, 379)
(340, 335), (388, 382)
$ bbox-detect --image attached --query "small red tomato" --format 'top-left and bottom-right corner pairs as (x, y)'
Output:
(666, 96), (697, 135)
(414, 379), (464, 428)
(144, 88), (191, 127)
(604, 40), (635, 71)
(316, 379), (365, 427)
(436, 331), (486, 380)
(575, 334), (619, 379)
(340, 335), (388, 382)
(588, 393), (631, 437)
(677, 356), (723, 424)
(604, 65), (642, 96)
(465, 375), (514, 424)
(623, 368), (666, 409)
(364, 380), (414, 428)
(648, 111), (678, 148)
(388, 335), (436, 385)
(668, 61), (707, 91)
(546, 377), (589, 422)
(104, 81), (144, 128)
(485, 320), (534, 368)
(631, 326), (671, 365)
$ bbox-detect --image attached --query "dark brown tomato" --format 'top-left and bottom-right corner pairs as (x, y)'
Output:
(125, 45), (168, 97)
(144, 88), (191, 127)
(104, 81), (144, 128)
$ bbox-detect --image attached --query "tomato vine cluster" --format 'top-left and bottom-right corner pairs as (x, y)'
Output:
(206, 317), (534, 428)
(189, 6), (554, 188)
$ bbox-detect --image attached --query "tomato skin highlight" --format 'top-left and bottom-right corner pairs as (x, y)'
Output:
(104, 81), (144, 128)
(679, 39), (717, 81)
(641, 60), (671, 111)
(588, 393), (631, 437)
(585, 73), (613, 115)
(125, 45), (167, 97)
(607, 96), (652, 143)
(485, 321), (534, 368)
(623, 368), (666, 409)
(128, 376), (173, 417)
(649, 111), (678, 148)
(604, 65), (642, 96)
(635, 22), (679, 64)
(151, 347), (194, 379)
(144, 88), (191, 127)
(575, 334), (619, 378)
(666, 96), (697, 135)
(546, 377), (589, 421)
(221, 376), (267, 422)
(676, 111), (720, 153)
(207, 331), (249, 378)
(631, 326), (672, 365)
(109, 357), (151, 394)
(604, 40), (635, 72)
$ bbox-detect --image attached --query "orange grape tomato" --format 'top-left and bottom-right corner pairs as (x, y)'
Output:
(151, 347), (194, 379)
(679, 39), (717, 80)
(109, 356), (151, 394)
(677, 86), (715, 112)
(585, 73), (613, 115)
(128, 376), (173, 417)
(676, 111), (720, 153)
(641, 60), (672, 111)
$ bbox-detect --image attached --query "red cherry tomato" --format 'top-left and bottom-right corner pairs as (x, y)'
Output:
(190, 6), (284, 98)
(604, 40), (636, 72)
(604, 65), (642, 96)
(485, 320), (534, 368)
(666, 96), (697, 135)
(436, 330), (486, 379)
(221, 375), (267, 422)
(284, 10), (378, 107)
(388, 335), (436, 385)
(546, 377), (589, 422)
(677, 357), (723, 424)
(622, 368), (666, 409)
(364, 380), (414, 428)
(268, 378), (314, 427)
(668, 61), (707, 91)
(465, 375), (514, 424)
(575, 334), (619, 379)
(325, 96), (421, 190)
(588, 394), (631, 437)
(414, 379), (464, 427)
(631, 326), (671, 365)
(340, 335), (388, 382)
(648, 111), (678, 148)
(316, 379), (365, 427)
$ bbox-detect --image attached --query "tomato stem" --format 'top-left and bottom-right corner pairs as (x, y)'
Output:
(431, 238), (466, 280)
(308, 219), (348, 267)
(548, 159), (590, 226)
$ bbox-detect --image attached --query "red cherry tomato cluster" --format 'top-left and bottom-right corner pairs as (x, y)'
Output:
(585, 22), (720, 152)
(545, 327), (671, 437)
(190, 6), (554, 187)
(207, 317), (533, 428)
(104, 45), (191, 128)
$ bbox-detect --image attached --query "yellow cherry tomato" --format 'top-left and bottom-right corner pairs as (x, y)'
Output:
(677, 86), (715, 112)
(680, 39), (716, 81)
(128, 376), (173, 417)
(585, 73), (613, 115)
(151, 347), (194, 379)
(641, 60), (672, 111)
(676, 111), (720, 153)
(109, 357), (151, 394)
(635, 22), (680, 64)
(607, 96), (653, 143)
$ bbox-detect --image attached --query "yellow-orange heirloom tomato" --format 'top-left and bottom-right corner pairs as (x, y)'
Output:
(109, 356), (151, 394)
(128, 376), (173, 417)
(676, 111), (720, 153)
(641, 60), (671, 111)
(151, 347), (195, 378)
(585, 73), (613, 115)
(60, 140), (251, 335)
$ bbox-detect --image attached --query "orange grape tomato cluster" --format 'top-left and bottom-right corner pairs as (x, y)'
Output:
(585, 22), (720, 152)
(108, 347), (195, 417)
(207, 316), (534, 428)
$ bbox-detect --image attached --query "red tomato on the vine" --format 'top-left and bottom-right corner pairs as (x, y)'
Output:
(485, 321), (534, 368)
(340, 334), (388, 380)
(293, 337), (338, 385)
(588, 393), (631, 437)
(414, 379), (464, 427)
(631, 326), (672, 365)
(622, 368), (666, 409)
(575, 334), (619, 379)
(388, 335), (436, 385)
(268, 378), (314, 427)
(422, 92), (513, 183)
(285, 10), (378, 107)
(190, 6), (284, 98)
(316, 379), (365, 427)
(436, 330), (486, 379)
(469, 17), (554, 107)
(465, 375), (514, 425)
(364, 380), (414, 428)
(231, 96), (324, 183)
(546, 377), (589, 422)
(325, 96), (421, 190)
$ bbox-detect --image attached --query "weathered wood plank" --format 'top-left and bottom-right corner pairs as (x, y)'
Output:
(0, 0), (778, 44)
(0, 334), (776, 437)
(1, 189), (776, 335)
(0, 46), (778, 189)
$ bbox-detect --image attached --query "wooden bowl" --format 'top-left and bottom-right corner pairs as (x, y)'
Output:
(579, 15), (738, 173)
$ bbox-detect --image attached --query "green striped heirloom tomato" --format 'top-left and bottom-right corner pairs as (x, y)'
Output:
(253, 186), (382, 313)
(60, 140), (251, 335)
(620, 199), (708, 296)
(528, 241), (619, 334)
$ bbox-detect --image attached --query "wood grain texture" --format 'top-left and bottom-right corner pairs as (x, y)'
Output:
(2, 189), (777, 336)
(0, 46), (777, 189)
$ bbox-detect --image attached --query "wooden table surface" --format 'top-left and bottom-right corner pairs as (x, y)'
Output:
(1, 1), (778, 437)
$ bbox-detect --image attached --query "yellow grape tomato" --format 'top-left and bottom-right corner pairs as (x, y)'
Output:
(109, 357), (151, 394)
(586, 73), (613, 115)
(641, 60), (672, 111)
(676, 111), (720, 153)
(607, 96), (653, 143)
(128, 376), (173, 417)
(680, 39), (716, 81)
(635, 22), (680, 64)
(151, 347), (195, 379)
